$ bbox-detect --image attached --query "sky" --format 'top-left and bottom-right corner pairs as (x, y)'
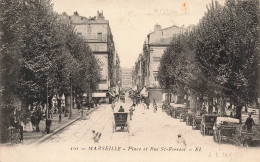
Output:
(51, 0), (225, 68)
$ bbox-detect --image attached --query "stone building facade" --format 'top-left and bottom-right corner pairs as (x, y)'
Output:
(62, 11), (120, 102)
(133, 24), (186, 103)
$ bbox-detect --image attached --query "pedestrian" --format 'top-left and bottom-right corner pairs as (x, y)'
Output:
(129, 106), (134, 120)
(146, 98), (150, 110)
(118, 106), (125, 112)
(81, 109), (84, 119)
(46, 117), (52, 134)
(153, 99), (157, 113)
(176, 134), (186, 148)
(59, 113), (62, 123)
(143, 103), (147, 110)
(19, 124), (23, 143)
(208, 104), (213, 114)
(230, 112), (233, 118)
(245, 114), (255, 133)
(214, 102), (219, 113)
(111, 101), (115, 111)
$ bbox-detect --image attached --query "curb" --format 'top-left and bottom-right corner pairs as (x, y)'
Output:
(31, 107), (98, 145)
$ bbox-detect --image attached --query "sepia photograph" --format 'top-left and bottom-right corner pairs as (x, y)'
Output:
(0, 0), (260, 161)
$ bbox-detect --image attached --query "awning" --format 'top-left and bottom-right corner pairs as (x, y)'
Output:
(92, 93), (106, 98)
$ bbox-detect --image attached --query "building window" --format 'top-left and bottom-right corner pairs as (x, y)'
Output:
(153, 57), (160, 62)
(87, 25), (91, 33)
(77, 32), (82, 37)
(97, 32), (102, 41)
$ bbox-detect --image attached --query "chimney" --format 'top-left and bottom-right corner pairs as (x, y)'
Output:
(97, 10), (105, 20)
(74, 11), (79, 16)
(154, 24), (161, 32)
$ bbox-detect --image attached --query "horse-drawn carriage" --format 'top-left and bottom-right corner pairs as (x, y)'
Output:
(166, 105), (176, 117)
(179, 108), (190, 122)
(170, 104), (188, 118)
(186, 112), (195, 126)
(113, 113), (129, 133)
(192, 115), (203, 129)
(233, 124), (260, 147)
(200, 114), (217, 136)
(213, 117), (239, 144)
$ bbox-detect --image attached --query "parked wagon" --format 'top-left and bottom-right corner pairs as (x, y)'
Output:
(186, 112), (195, 126)
(113, 113), (129, 133)
(213, 117), (239, 144)
(172, 107), (183, 118)
(179, 109), (190, 122)
(192, 115), (203, 129)
(170, 104), (188, 118)
(166, 105), (172, 116)
(233, 125), (260, 147)
(200, 114), (217, 136)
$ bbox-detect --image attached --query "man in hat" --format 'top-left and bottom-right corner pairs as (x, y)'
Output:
(245, 114), (255, 133)
(177, 134), (186, 148)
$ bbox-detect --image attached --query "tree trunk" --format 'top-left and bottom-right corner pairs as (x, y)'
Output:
(208, 96), (214, 114)
(219, 97), (226, 117)
(190, 93), (197, 113)
(88, 92), (90, 110)
(186, 93), (190, 107)
(197, 97), (203, 112)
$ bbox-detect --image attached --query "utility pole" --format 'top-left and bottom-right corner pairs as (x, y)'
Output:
(46, 77), (48, 120)
(69, 76), (72, 119)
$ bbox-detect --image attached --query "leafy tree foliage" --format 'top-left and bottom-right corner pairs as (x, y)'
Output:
(0, 0), (101, 142)
(158, 0), (259, 113)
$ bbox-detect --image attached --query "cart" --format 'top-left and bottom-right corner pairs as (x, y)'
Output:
(186, 112), (195, 126)
(213, 117), (239, 144)
(172, 107), (183, 118)
(113, 113), (129, 133)
(179, 109), (190, 122)
(233, 124), (260, 147)
(170, 104), (188, 118)
(192, 115), (203, 129)
(200, 114), (217, 136)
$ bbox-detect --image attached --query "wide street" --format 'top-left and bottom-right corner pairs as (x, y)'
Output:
(1, 94), (260, 162)
(37, 94), (258, 162)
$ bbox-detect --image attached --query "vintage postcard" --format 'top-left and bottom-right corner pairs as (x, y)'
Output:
(0, 0), (260, 161)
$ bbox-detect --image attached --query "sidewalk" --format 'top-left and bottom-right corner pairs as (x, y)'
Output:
(1, 106), (99, 146)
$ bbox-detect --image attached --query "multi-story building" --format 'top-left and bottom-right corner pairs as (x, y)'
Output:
(121, 67), (132, 89)
(134, 24), (186, 103)
(62, 11), (120, 102)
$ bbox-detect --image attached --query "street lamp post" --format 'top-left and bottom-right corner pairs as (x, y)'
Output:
(46, 77), (48, 120)
(69, 76), (72, 119)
